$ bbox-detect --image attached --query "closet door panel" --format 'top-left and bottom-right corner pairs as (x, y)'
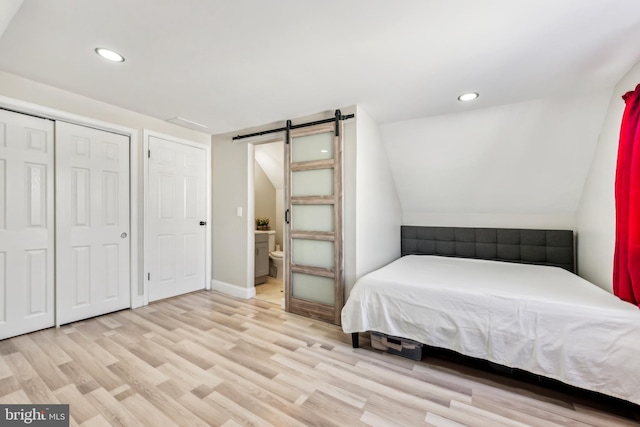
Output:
(56, 121), (130, 325)
(0, 109), (54, 340)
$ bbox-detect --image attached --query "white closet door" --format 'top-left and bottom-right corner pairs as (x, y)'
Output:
(148, 135), (206, 302)
(56, 121), (130, 325)
(0, 109), (55, 340)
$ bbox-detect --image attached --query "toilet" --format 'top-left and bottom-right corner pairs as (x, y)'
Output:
(267, 232), (284, 281)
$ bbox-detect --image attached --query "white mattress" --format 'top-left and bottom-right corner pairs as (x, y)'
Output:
(342, 255), (640, 405)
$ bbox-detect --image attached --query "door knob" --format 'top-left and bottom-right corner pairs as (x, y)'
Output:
(199, 221), (207, 226)
(121, 232), (127, 238)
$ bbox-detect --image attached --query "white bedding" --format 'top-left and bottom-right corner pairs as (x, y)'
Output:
(341, 255), (640, 405)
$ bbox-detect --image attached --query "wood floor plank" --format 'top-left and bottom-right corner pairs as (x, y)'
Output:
(21, 377), (62, 405)
(110, 310), (183, 343)
(0, 375), (21, 397)
(299, 389), (370, 427)
(175, 391), (230, 427)
(354, 359), (473, 405)
(0, 350), (16, 379)
(108, 363), (210, 427)
(272, 372), (317, 396)
(11, 335), (70, 391)
(314, 360), (452, 411)
(96, 337), (169, 386)
(363, 391), (433, 426)
(54, 383), (99, 424)
(80, 414), (115, 427)
(57, 361), (101, 395)
(205, 390), (276, 427)
(167, 339), (219, 371)
(470, 395), (581, 427)
(449, 399), (532, 427)
(360, 409), (408, 427)
(425, 412), (471, 427)
(209, 359), (303, 404)
(0, 389), (32, 404)
(212, 381), (309, 427)
(29, 330), (74, 366)
(0, 289), (637, 427)
(117, 392), (175, 427)
(5, 351), (39, 382)
(53, 334), (124, 392)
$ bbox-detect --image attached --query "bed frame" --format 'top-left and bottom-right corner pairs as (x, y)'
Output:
(351, 225), (575, 348)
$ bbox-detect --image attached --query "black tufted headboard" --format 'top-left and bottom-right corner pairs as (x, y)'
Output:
(401, 226), (575, 273)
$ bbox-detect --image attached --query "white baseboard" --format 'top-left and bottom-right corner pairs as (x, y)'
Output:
(210, 280), (256, 299)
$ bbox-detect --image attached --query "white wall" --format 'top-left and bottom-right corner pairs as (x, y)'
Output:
(254, 161), (276, 230)
(275, 189), (284, 250)
(254, 141), (285, 248)
(577, 61), (640, 291)
(211, 135), (254, 298)
(0, 71), (210, 144)
(349, 106), (402, 295)
(381, 92), (612, 230)
(0, 70), (211, 302)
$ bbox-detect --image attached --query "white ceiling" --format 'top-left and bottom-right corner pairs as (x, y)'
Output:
(1, 0), (640, 135)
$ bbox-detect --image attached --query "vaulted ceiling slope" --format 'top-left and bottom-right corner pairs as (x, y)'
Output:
(1, 0), (639, 135)
(380, 91), (612, 219)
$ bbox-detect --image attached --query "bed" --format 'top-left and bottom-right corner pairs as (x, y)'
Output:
(341, 226), (640, 405)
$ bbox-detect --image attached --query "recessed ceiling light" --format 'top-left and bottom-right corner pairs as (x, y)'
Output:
(95, 47), (125, 62)
(458, 92), (479, 102)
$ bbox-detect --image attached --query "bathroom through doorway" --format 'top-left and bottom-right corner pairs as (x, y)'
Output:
(253, 140), (285, 307)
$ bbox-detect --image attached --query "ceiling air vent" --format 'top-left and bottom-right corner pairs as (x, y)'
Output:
(166, 116), (208, 131)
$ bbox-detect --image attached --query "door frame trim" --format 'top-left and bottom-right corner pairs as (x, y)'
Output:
(0, 94), (141, 312)
(142, 129), (212, 306)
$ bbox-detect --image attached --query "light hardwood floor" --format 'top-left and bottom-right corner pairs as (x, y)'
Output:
(0, 290), (638, 426)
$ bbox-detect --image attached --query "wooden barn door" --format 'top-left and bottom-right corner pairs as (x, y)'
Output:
(285, 121), (343, 325)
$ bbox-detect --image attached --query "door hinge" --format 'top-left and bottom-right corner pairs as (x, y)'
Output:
(148, 149), (151, 158)
(147, 272), (150, 281)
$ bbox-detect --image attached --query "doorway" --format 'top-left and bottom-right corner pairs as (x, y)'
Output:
(253, 140), (285, 307)
(239, 110), (351, 322)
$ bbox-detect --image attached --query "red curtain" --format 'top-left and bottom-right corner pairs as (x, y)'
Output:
(614, 84), (640, 307)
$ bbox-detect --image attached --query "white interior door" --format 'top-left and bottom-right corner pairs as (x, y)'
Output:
(0, 109), (55, 339)
(147, 135), (206, 302)
(56, 121), (130, 325)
